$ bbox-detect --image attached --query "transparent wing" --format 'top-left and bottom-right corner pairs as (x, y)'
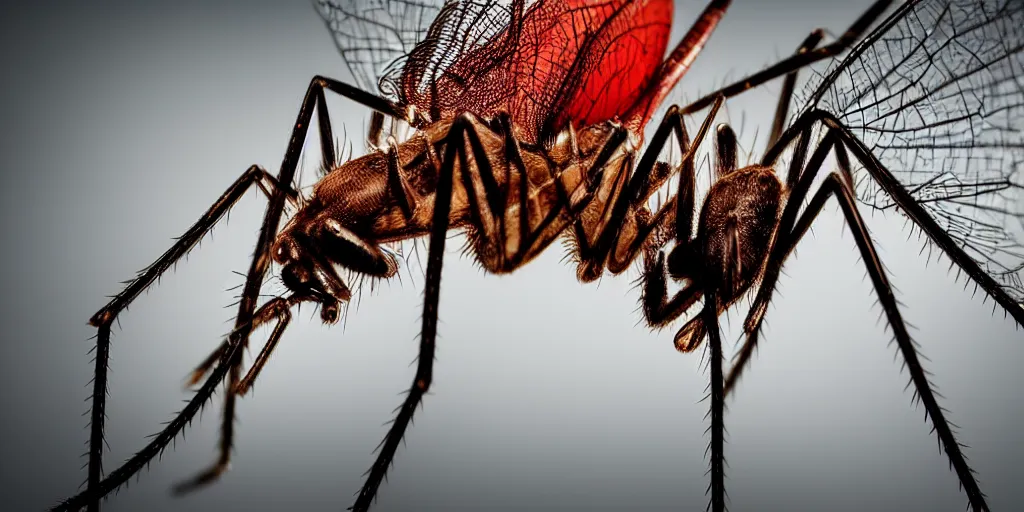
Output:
(395, 0), (519, 110)
(313, 0), (447, 97)
(314, 0), (530, 102)
(797, 0), (1024, 303)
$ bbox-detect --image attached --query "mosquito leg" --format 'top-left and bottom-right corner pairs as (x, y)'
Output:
(186, 340), (231, 388)
(639, 105), (732, 349)
(823, 114), (1024, 327)
(645, 114), (743, 503)
(493, 113), (575, 264)
(386, 142), (418, 220)
(53, 296), (310, 512)
(316, 87), (337, 169)
(724, 125), (835, 394)
(89, 166), (297, 329)
(351, 113), (479, 512)
(606, 101), (714, 273)
(234, 298), (297, 395)
(170, 294), (311, 494)
(754, 32), (825, 189)
(318, 76), (420, 126)
(587, 97), (724, 277)
(83, 165), (295, 511)
(170, 87), (358, 495)
(163, 75), (413, 498)
(702, 288), (727, 512)
(642, 251), (702, 327)
(351, 111), (606, 509)
(188, 292), (310, 406)
(733, 106), (1024, 395)
(72, 75), (373, 511)
(767, 30), (825, 149)
(777, 171), (989, 511)
(679, 0), (894, 115)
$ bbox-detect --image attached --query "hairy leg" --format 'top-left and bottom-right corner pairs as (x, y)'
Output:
(63, 75), (406, 512)
(781, 169), (988, 511)
(679, 0), (893, 115)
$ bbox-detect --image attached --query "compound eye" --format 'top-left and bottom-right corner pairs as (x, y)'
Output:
(281, 263), (312, 292)
(273, 238), (302, 264)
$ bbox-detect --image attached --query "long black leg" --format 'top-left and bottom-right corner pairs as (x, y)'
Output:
(185, 293), (308, 402)
(723, 114), (841, 377)
(641, 99), (742, 349)
(167, 75), (387, 497)
(54, 295), (314, 512)
(316, 87), (337, 170)
(702, 288), (726, 512)
(350, 114), (478, 512)
(823, 112), (1024, 327)
(171, 294), (307, 494)
(607, 99), (722, 273)
(351, 109), (627, 509)
(581, 97), (724, 277)
(767, 30), (825, 149)
(731, 109), (1024, 394)
(83, 165), (295, 511)
(773, 170), (989, 511)
(320, 78), (418, 127)
(68, 75), (395, 512)
(234, 296), (302, 395)
(705, 126), (741, 512)
(725, 126), (837, 394)
(643, 251), (703, 327)
(60, 333), (245, 512)
(679, 0), (893, 115)
(88, 166), (296, 329)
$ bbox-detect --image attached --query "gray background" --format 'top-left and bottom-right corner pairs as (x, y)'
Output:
(2, 0), (1022, 511)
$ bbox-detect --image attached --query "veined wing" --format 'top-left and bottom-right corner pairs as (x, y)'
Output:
(313, 0), (447, 97)
(314, 0), (530, 103)
(314, 0), (526, 150)
(399, 0), (673, 142)
(797, 0), (1024, 307)
(317, 0), (675, 145)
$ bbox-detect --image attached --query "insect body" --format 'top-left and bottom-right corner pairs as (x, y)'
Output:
(53, 0), (1023, 511)
(275, 117), (629, 287)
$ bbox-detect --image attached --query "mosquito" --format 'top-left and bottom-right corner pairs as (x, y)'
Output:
(52, 0), (1022, 511)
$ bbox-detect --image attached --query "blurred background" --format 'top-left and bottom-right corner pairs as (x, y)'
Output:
(1, 1), (1021, 511)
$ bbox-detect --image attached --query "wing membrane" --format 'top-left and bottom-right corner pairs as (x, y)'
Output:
(314, 0), (447, 96)
(317, 0), (673, 145)
(314, 0), (527, 100)
(797, 0), (1024, 303)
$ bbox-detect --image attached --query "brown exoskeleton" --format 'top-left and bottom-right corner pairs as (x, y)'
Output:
(57, 0), (1013, 511)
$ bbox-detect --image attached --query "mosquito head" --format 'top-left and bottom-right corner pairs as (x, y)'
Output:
(273, 173), (397, 326)
(273, 218), (352, 325)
